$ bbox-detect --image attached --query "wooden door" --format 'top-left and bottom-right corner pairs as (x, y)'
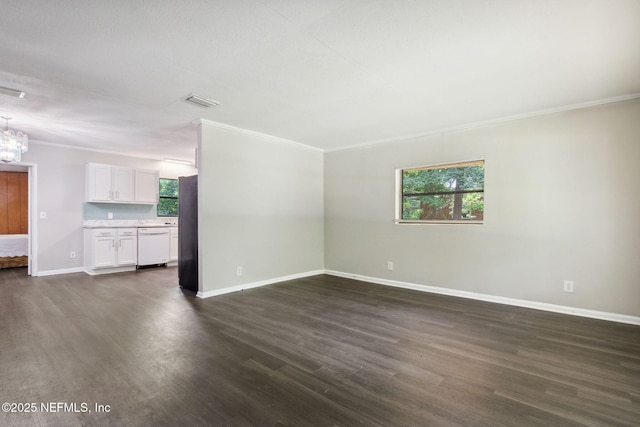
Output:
(0, 172), (28, 234)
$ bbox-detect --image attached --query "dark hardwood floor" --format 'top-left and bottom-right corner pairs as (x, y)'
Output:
(1, 268), (638, 426)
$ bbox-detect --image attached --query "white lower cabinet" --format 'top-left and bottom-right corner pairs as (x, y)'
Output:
(169, 227), (178, 262)
(93, 230), (117, 268)
(116, 229), (138, 266)
(84, 228), (138, 274)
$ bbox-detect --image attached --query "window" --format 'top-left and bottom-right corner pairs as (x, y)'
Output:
(157, 178), (179, 217)
(397, 160), (484, 223)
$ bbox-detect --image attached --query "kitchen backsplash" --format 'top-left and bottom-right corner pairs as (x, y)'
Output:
(83, 202), (160, 220)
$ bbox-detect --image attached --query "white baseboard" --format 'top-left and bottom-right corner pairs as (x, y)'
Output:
(35, 267), (86, 277)
(84, 265), (138, 276)
(33, 266), (638, 325)
(325, 270), (640, 326)
(196, 270), (325, 299)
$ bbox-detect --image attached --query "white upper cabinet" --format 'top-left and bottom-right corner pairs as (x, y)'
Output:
(86, 164), (114, 202)
(135, 169), (159, 203)
(113, 167), (135, 202)
(86, 164), (134, 203)
(86, 163), (158, 204)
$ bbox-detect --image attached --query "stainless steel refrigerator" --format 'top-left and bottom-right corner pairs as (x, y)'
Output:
(178, 175), (198, 292)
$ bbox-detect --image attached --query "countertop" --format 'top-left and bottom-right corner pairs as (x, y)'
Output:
(83, 219), (178, 229)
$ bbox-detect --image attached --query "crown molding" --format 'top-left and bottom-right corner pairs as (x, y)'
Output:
(29, 139), (193, 164)
(193, 118), (323, 152)
(30, 93), (640, 160)
(324, 93), (640, 153)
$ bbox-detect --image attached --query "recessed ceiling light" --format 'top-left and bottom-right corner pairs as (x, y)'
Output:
(0, 85), (26, 99)
(184, 93), (220, 108)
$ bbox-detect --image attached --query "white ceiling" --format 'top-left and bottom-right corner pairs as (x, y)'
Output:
(1, 0), (639, 161)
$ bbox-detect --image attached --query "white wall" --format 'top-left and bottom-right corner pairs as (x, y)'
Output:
(324, 99), (640, 317)
(17, 99), (639, 319)
(198, 122), (324, 293)
(21, 143), (196, 273)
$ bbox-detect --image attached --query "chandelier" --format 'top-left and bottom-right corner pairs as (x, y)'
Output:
(0, 116), (28, 163)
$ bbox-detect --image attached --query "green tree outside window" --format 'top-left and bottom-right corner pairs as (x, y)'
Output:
(158, 178), (179, 217)
(400, 161), (484, 222)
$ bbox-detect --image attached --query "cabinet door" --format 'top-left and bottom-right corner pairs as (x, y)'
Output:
(135, 169), (159, 203)
(117, 234), (138, 266)
(113, 167), (135, 202)
(170, 230), (179, 261)
(94, 235), (117, 268)
(86, 164), (113, 202)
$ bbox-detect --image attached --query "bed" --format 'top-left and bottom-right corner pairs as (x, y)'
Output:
(0, 234), (29, 269)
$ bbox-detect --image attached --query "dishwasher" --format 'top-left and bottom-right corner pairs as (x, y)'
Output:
(137, 227), (170, 266)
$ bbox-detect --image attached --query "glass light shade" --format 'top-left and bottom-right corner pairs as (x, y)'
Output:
(0, 128), (28, 164)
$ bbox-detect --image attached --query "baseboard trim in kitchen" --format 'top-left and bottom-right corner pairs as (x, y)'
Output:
(196, 270), (326, 299)
(325, 270), (640, 326)
(36, 267), (86, 277)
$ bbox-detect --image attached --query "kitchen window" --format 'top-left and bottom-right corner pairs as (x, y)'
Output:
(157, 178), (178, 217)
(396, 160), (484, 223)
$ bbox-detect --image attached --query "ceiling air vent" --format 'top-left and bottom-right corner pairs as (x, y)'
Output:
(0, 85), (27, 98)
(184, 93), (220, 108)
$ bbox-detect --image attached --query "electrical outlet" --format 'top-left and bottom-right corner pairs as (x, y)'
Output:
(107, 212), (113, 219)
(236, 266), (243, 276)
(40, 211), (47, 219)
(563, 280), (574, 293)
(70, 251), (76, 259)
(387, 261), (394, 271)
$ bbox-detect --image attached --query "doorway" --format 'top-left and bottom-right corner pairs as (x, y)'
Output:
(0, 163), (37, 275)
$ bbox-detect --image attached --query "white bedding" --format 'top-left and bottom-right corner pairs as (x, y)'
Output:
(0, 234), (28, 257)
